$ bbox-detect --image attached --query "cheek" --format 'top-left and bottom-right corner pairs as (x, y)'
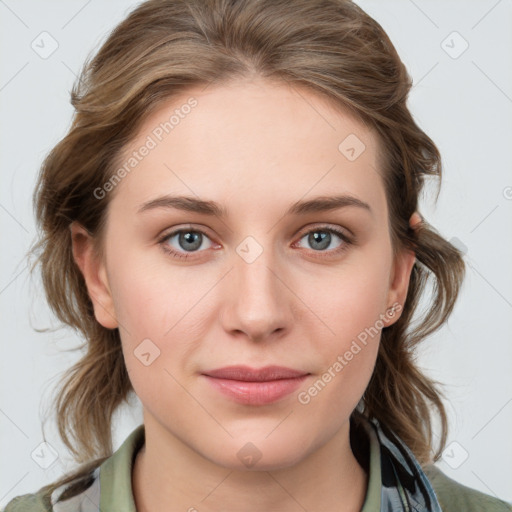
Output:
(307, 241), (393, 345)
(297, 271), (387, 426)
(297, 240), (392, 402)
(108, 249), (207, 336)
(106, 251), (216, 380)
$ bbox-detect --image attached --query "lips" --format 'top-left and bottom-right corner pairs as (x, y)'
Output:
(202, 365), (310, 405)
(203, 365), (308, 381)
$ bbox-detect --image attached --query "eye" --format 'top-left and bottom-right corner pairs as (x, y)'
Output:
(158, 224), (353, 261)
(158, 227), (215, 260)
(294, 225), (353, 256)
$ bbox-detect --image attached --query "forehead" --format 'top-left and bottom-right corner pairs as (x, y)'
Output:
(110, 77), (385, 215)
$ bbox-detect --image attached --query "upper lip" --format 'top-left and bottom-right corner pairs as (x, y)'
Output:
(202, 365), (309, 382)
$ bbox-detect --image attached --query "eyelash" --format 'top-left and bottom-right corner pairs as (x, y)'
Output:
(157, 225), (354, 261)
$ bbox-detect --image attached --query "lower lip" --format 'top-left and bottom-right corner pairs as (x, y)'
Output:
(203, 375), (309, 405)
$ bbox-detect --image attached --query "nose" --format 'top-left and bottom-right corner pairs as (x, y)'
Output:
(220, 243), (294, 343)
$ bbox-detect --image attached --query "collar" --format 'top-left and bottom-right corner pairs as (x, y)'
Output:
(51, 415), (441, 511)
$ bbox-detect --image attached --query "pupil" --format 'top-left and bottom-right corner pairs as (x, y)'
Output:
(310, 231), (330, 250)
(181, 232), (201, 250)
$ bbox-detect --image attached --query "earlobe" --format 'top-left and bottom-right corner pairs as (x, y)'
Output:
(393, 248), (416, 303)
(385, 248), (416, 326)
(409, 211), (422, 229)
(70, 222), (118, 329)
(384, 212), (422, 325)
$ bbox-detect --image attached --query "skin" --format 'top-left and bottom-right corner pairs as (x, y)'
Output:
(71, 77), (418, 512)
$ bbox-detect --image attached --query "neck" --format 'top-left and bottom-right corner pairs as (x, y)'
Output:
(132, 414), (368, 512)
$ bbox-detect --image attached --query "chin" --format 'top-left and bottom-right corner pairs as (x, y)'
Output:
(201, 433), (314, 472)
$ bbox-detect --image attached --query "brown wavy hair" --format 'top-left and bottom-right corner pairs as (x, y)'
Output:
(30, 0), (465, 503)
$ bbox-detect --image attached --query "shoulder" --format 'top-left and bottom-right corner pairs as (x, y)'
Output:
(2, 467), (101, 512)
(2, 493), (51, 512)
(2, 425), (143, 512)
(423, 464), (512, 512)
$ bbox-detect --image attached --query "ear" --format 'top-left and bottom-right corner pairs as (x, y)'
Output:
(384, 212), (421, 325)
(70, 222), (118, 329)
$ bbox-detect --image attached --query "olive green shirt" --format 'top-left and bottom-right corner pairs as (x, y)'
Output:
(3, 423), (512, 511)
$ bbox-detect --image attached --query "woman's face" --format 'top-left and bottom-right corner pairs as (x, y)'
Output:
(75, 77), (415, 470)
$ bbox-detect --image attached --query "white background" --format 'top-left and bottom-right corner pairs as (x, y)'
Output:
(1, 0), (511, 507)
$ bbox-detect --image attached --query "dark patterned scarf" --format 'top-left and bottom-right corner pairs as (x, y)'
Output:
(353, 411), (442, 511)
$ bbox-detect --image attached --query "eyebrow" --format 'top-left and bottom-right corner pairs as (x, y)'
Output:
(138, 194), (372, 217)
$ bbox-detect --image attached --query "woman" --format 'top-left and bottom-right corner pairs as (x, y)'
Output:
(4, 0), (511, 510)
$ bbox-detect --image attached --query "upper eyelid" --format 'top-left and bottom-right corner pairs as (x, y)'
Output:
(296, 223), (350, 237)
(159, 224), (211, 240)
